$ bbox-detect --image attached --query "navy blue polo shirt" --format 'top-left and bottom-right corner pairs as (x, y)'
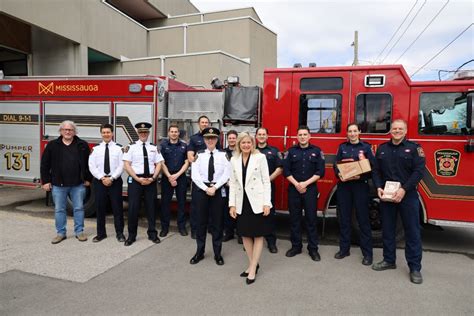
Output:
(257, 144), (282, 175)
(284, 144), (325, 182)
(372, 138), (425, 191)
(333, 140), (376, 181)
(160, 139), (188, 173)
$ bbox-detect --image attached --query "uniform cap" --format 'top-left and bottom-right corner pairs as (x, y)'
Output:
(135, 122), (152, 132)
(202, 127), (220, 138)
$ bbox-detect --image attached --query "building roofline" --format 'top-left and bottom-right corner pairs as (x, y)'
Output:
(169, 6), (262, 23)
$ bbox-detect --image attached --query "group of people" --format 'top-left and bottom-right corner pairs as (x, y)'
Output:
(40, 117), (425, 285)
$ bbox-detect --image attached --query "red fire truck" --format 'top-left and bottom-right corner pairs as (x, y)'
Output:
(1, 65), (473, 242)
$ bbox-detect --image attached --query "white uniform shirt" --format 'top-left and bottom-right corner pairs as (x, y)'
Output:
(88, 141), (124, 180)
(191, 148), (230, 191)
(123, 140), (164, 175)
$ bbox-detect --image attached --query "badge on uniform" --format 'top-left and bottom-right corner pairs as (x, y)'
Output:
(417, 147), (425, 157)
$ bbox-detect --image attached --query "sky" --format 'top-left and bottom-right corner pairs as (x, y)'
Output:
(191, 0), (473, 81)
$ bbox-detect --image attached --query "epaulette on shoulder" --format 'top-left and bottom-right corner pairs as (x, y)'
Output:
(150, 143), (156, 146)
(93, 144), (100, 147)
(197, 149), (205, 154)
(116, 143), (123, 147)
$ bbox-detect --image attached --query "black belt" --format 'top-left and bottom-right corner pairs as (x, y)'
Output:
(204, 182), (215, 187)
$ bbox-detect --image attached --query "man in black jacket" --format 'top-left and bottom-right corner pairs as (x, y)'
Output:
(40, 120), (92, 244)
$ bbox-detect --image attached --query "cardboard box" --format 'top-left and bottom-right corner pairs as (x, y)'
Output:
(337, 159), (372, 180)
(381, 181), (401, 202)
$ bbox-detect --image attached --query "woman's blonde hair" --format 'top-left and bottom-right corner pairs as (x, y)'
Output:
(234, 132), (257, 156)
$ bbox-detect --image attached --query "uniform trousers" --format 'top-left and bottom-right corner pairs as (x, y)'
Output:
(127, 178), (158, 240)
(264, 182), (277, 246)
(381, 189), (422, 272)
(336, 180), (373, 258)
(190, 184), (199, 234)
(195, 187), (225, 256)
(160, 174), (187, 231)
(288, 184), (319, 251)
(222, 185), (236, 236)
(94, 178), (124, 237)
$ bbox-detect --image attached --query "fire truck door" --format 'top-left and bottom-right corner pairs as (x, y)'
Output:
(0, 101), (40, 185)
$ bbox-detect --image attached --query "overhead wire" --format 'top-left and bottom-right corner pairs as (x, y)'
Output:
(374, 0), (419, 64)
(411, 23), (473, 77)
(394, 0), (450, 63)
(379, 0), (427, 64)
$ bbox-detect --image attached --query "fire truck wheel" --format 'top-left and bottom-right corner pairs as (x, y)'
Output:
(66, 185), (96, 218)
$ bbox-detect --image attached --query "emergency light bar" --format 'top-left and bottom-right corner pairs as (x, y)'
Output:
(364, 75), (385, 87)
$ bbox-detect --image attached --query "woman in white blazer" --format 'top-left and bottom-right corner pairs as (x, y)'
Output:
(229, 132), (272, 285)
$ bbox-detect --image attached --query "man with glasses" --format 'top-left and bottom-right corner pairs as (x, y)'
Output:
(41, 120), (92, 244)
(123, 122), (164, 246)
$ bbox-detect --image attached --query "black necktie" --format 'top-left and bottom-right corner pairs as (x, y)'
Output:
(143, 143), (150, 177)
(104, 143), (110, 175)
(208, 152), (214, 182)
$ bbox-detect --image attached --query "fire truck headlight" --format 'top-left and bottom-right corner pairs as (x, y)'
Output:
(144, 85), (154, 92)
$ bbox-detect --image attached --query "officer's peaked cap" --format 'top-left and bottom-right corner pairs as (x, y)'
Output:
(135, 122), (152, 132)
(202, 127), (220, 138)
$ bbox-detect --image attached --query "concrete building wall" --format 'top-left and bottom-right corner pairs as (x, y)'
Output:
(148, 27), (184, 56)
(203, 8), (261, 23)
(249, 20), (277, 86)
(148, 0), (198, 17)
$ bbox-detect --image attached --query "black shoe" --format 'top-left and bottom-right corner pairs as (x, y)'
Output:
(124, 239), (135, 246)
(237, 236), (243, 244)
(334, 251), (350, 259)
(191, 231), (197, 239)
(372, 260), (397, 271)
(285, 248), (302, 257)
(190, 253), (204, 264)
(410, 271), (423, 284)
(222, 234), (235, 242)
(214, 255), (224, 266)
(309, 250), (321, 261)
(240, 264), (259, 277)
(268, 244), (278, 254)
(179, 228), (188, 236)
(149, 236), (161, 244)
(92, 235), (107, 243)
(159, 229), (168, 237)
(116, 234), (126, 242)
(362, 257), (373, 266)
(246, 277), (256, 285)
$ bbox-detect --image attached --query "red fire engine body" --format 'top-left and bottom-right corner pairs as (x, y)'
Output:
(262, 65), (474, 236)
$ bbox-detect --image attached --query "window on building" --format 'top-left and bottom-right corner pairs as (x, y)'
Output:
(299, 94), (342, 133)
(300, 77), (343, 91)
(419, 92), (472, 135)
(356, 94), (392, 133)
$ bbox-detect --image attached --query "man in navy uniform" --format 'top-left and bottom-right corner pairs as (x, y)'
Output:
(123, 122), (164, 246)
(189, 127), (230, 266)
(283, 126), (325, 261)
(187, 115), (220, 239)
(222, 130), (238, 242)
(160, 123), (189, 237)
(255, 127), (283, 253)
(372, 119), (426, 284)
(88, 123), (125, 242)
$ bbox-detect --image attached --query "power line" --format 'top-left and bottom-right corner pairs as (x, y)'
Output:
(379, 0), (427, 64)
(374, 0), (419, 63)
(411, 23), (473, 77)
(394, 0), (450, 63)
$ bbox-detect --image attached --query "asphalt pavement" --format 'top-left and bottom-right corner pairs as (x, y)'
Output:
(0, 187), (473, 315)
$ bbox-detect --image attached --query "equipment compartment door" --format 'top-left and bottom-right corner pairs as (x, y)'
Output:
(0, 101), (41, 185)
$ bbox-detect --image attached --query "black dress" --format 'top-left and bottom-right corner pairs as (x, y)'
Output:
(236, 155), (272, 237)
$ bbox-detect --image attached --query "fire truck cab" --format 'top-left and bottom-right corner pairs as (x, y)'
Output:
(261, 65), (474, 240)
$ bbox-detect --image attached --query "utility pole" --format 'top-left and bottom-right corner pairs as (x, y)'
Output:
(352, 30), (359, 66)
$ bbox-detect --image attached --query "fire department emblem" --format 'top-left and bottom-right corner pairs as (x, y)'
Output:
(435, 149), (460, 177)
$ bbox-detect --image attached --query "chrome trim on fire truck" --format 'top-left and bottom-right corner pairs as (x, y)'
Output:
(275, 77), (280, 100)
(427, 219), (474, 228)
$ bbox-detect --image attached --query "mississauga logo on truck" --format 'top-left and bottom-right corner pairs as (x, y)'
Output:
(38, 82), (99, 94)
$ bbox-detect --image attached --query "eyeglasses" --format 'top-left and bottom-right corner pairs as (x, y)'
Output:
(61, 129), (74, 132)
